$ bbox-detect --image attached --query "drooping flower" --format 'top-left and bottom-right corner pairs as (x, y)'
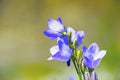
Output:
(67, 27), (85, 48)
(48, 38), (72, 62)
(43, 17), (67, 40)
(82, 42), (107, 68)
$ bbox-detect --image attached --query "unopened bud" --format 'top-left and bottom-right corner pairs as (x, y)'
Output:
(76, 50), (81, 60)
(68, 31), (71, 38)
(68, 32), (72, 43)
(81, 60), (85, 74)
(91, 71), (98, 80)
(72, 40), (76, 49)
(85, 71), (90, 80)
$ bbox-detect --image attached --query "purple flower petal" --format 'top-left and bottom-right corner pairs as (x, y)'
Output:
(94, 50), (107, 60)
(84, 56), (93, 68)
(59, 35), (69, 45)
(48, 19), (64, 32)
(82, 46), (87, 53)
(61, 44), (72, 57)
(50, 46), (59, 55)
(76, 31), (85, 38)
(92, 58), (101, 68)
(84, 56), (101, 68)
(48, 38), (72, 62)
(72, 31), (85, 48)
(88, 43), (99, 54)
(48, 56), (53, 60)
(48, 46), (59, 60)
(57, 38), (64, 50)
(83, 42), (107, 68)
(57, 17), (63, 24)
(52, 52), (70, 61)
(43, 29), (61, 40)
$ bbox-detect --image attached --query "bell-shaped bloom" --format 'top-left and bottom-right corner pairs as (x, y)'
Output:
(43, 17), (67, 40)
(85, 71), (98, 80)
(67, 27), (85, 48)
(82, 42), (107, 68)
(48, 38), (72, 62)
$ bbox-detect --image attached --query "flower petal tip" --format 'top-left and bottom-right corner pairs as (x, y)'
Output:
(57, 17), (63, 24)
(48, 57), (53, 60)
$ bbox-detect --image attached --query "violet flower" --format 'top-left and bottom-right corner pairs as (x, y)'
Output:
(82, 42), (107, 68)
(44, 18), (67, 40)
(67, 27), (85, 48)
(48, 38), (72, 62)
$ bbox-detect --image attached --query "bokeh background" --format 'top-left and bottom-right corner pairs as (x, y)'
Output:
(0, 0), (120, 80)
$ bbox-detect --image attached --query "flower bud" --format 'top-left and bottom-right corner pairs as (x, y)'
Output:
(76, 50), (81, 60)
(72, 40), (76, 49)
(68, 31), (71, 43)
(81, 60), (85, 74)
(85, 71), (90, 80)
(68, 31), (71, 38)
(91, 71), (98, 80)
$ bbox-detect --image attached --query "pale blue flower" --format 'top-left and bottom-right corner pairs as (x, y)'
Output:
(44, 18), (67, 40)
(67, 27), (85, 48)
(83, 42), (107, 68)
(48, 38), (72, 62)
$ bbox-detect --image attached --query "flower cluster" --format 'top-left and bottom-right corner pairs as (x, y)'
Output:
(43, 17), (107, 80)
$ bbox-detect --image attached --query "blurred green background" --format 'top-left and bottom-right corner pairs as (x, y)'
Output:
(0, 0), (120, 80)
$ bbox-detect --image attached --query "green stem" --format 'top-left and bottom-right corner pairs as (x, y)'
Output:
(76, 60), (82, 80)
(72, 49), (83, 80)
(78, 72), (82, 80)
(72, 58), (82, 80)
(71, 57), (78, 73)
(67, 32), (83, 80)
